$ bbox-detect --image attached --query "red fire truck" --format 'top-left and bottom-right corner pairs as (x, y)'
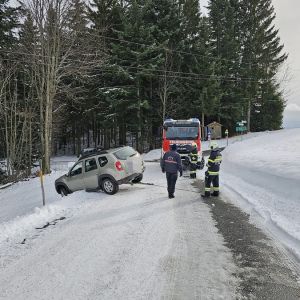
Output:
(162, 118), (204, 170)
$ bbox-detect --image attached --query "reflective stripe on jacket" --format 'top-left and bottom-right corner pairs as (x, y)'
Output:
(189, 148), (198, 164)
(189, 153), (198, 163)
(207, 149), (222, 175)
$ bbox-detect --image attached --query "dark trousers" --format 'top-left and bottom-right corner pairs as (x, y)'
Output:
(166, 172), (178, 196)
(204, 173), (219, 196)
(190, 163), (197, 178)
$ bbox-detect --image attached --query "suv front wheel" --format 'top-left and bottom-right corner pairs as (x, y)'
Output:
(101, 178), (119, 195)
(59, 186), (69, 197)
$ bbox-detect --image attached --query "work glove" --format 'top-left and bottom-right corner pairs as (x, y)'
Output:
(179, 171), (183, 177)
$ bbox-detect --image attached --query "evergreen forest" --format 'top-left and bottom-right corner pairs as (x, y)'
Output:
(0, 0), (287, 178)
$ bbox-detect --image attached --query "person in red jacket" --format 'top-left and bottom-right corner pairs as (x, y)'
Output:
(161, 144), (183, 198)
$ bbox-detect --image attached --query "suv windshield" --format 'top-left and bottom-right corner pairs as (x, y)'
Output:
(114, 147), (137, 160)
(165, 126), (199, 140)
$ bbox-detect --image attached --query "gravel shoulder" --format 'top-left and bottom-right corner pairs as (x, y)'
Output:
(194, 180), (300, 299)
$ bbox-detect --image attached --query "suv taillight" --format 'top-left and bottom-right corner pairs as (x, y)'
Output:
(115, 161), (124, 171)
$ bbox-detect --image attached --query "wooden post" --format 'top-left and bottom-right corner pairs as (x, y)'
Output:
(225, 129), (229, 146)
(39, 160), (46, 206)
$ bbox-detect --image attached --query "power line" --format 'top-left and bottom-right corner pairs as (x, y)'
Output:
(73, 29), (263, 66)
(0, 54), (288, 84)
(0, 30), (266, 67)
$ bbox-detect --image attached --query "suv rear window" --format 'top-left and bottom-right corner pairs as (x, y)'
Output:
(98, 156), (108, 167)
(114, 147), (137, 160)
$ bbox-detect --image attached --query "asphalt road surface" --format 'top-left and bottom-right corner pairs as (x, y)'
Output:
(195, 180), (300, 299)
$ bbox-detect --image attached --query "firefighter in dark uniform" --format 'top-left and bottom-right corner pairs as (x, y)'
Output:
(161, 144), (183, 198)
(202, 141), (222, 197)
(189, 142), (198, 179)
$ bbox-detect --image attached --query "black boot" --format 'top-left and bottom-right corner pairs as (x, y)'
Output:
(201, 193), (210, 198)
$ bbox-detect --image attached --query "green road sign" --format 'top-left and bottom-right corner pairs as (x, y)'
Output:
(236, 126), (247, 132)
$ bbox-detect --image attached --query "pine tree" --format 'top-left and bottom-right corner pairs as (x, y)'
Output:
(208, 0), (243, 130)
(0, 0), (19, 49)
(88, 0), (131, 148)
(179, 2), (220, 131)
(92, 0), (185, 150)
(239, 0), (287, 131)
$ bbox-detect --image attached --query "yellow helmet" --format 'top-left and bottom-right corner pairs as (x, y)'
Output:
(210, 141), (218, 150)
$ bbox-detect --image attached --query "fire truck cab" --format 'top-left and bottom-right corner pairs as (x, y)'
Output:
(162, 118), (205, 170)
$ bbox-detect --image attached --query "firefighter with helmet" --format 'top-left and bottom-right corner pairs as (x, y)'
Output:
(202, 141), (222, 197)
(189, 142), (198, 178)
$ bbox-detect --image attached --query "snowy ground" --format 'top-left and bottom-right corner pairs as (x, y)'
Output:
(143, 129), (300, 262)
(0, 160), (238, 299)
(221, 128), (300, 262)
(1, 129), (300, 299)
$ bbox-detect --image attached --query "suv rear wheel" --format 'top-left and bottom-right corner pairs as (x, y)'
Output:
(131, 174), (143, 183)
(102, 178), (119, 195)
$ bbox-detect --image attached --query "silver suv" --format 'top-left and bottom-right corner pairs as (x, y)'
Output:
(55, 146), (145, 195)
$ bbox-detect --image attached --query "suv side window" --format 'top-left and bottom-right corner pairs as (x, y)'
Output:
(70, 162), (83, 177)
(85, 158), (98, 172)
(98, 156), (108, 167)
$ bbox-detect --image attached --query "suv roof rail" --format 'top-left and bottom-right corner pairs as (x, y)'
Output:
(78, 145), (128, 161)
(108, 145), (127, 150)
(78, 149), (108, 160)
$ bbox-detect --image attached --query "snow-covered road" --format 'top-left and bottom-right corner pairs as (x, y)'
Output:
(0, 163), (238, 300)
(1, 129), (300, 299)
(222, 129), (300, 261)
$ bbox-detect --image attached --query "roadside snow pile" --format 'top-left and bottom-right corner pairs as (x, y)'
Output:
(222, 128), (300, 260)
(0, 190), (99, 245)
(224, 129), (300, 180)
(143, 149), (161, 161)
(51, 155), (77, 171)
(0, 171), (66, 223)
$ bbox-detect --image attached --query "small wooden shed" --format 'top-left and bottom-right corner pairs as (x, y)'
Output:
(207, 122), (222, 139)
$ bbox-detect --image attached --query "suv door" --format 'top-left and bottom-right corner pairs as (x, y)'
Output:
(83, 157), (99, 189)
(67, 161), (85, 191)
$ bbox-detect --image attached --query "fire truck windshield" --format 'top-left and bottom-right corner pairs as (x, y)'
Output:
(165, 126), (199, 140)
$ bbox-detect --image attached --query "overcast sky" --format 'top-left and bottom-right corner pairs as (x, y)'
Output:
(201, 0), (300, 128)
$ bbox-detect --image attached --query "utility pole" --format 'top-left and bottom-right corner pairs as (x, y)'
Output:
(201, 92), (205, 140)
(247, 99), (251, 132)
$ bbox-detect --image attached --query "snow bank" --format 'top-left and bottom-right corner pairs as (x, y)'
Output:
(143, 149), (162, 161)
(0, 191), (99, 245)
(224, 129), (300, 181)
(222, 128), (300, 260)
(51, 156), (77, 171)
(0, 155), (98, 245)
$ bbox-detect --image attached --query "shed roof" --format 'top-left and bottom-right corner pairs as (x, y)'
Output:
(207, 121), (222, 127)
